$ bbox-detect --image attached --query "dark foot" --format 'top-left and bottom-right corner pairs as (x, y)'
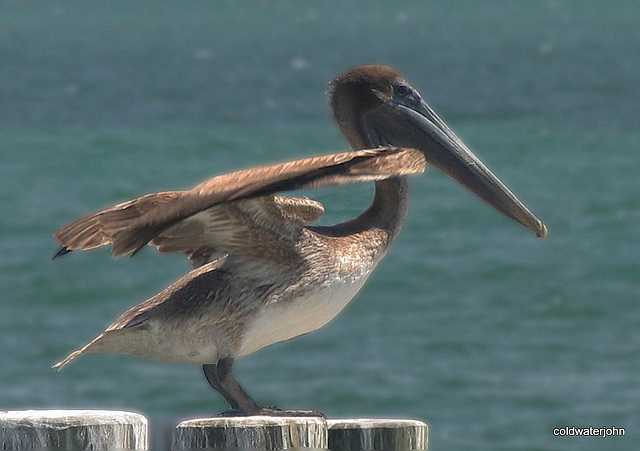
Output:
(214, 407), (325, 418)
(259, 407), (326, 418)
(213, 408), (252, 417)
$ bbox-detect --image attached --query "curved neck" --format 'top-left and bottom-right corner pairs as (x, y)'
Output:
(314, 176), (409, 245)
(367, 176), (410, 242)
(326, 81), (411, 244)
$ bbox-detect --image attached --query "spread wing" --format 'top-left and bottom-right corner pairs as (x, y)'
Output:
(53, 147), (426, 267)
(149, 195), (324, 268)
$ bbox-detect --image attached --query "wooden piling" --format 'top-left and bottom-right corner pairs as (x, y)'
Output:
(172, 416), (428, 450)
(172, 415), (327, 450)
(1, 411), (428, 449)
(0, 410), (148, 450)
(327, 418), (428, 450)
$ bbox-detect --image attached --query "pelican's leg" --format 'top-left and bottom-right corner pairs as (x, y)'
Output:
(203, 358), (325, 417)
(203, 358), (262, 415)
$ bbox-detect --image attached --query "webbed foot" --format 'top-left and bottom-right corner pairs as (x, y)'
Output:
(214, 407), (325, 418)
(257, 407), (326, 418)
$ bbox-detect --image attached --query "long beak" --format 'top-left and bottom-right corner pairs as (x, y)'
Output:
(366, 98), (547, 239)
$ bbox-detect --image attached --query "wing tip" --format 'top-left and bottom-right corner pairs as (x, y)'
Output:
(52, 246), (72, 261)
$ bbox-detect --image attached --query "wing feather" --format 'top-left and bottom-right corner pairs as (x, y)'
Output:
(53, 147), (426, 261)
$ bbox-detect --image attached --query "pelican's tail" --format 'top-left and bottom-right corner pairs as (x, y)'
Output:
(52, 348), (85, 370)
(52, 335), (102, 370)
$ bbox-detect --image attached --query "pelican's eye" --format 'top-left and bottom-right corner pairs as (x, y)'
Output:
(395, 84), (410, 96)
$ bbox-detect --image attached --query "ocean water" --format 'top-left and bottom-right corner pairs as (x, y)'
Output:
(1, 1), (639, 450)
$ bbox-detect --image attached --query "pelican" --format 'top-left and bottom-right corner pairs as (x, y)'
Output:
(53, 65), (547, 415)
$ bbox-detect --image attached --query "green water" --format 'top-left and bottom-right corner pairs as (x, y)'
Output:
(1, 1), (639, 449)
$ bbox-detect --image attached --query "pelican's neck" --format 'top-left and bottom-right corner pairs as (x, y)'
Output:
(368, 176), (410, 242)
(327, 81), (410, 243)
(313, 175), (409, 246)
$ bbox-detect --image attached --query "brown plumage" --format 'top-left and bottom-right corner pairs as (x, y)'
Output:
(54, 147), (426, 261)
(53, 65), (546, 414)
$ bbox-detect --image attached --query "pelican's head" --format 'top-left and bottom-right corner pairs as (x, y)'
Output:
(329, 65), (547, 239)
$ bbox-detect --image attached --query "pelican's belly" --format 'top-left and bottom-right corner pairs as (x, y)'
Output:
(79, 321), (222, 365)
(237, 271), (373, 358)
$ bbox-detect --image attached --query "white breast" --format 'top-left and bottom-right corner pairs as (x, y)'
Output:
(237, 270), (374, 358)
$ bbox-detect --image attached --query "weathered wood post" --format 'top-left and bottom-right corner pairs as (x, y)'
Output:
(0, 410), (148, 450)
(327, 419), (428, 450)
(172, 415), (327, 450)
(172, 416), (428, 450)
